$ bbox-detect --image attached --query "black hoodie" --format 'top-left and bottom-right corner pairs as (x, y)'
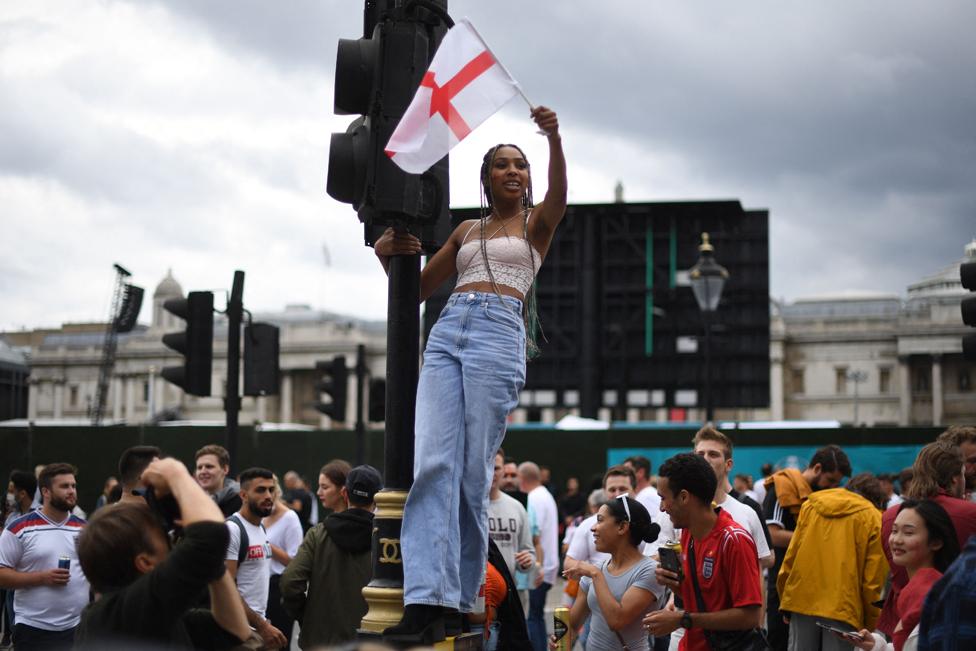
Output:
(323, 507), (373, 553)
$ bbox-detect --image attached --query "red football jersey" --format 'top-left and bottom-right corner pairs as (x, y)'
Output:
(679, 509), (763, 651)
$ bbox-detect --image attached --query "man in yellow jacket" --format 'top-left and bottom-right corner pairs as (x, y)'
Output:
(776, 473), (889, 651)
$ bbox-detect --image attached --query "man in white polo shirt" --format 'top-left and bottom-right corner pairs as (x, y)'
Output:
(225, 467), (286, 650)
(0, 463), (90, 651)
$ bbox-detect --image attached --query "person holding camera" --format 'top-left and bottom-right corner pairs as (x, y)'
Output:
(74, 457), (250, 649)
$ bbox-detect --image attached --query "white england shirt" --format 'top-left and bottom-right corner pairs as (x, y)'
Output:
(0, 511), (90, 631)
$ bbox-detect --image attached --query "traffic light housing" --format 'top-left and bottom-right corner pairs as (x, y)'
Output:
(326, 6), (449, 237)
(315, 356), (348, 421)
(244, 323), (280, 396)
(368, 377), (386, 422)
(161, 291), (214, 396)
(961, 261), (976, 361)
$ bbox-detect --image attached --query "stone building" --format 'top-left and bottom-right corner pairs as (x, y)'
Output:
(4, 240), (974, 428)
(769, 239), (975, 426)
(2, 270), (386, 427)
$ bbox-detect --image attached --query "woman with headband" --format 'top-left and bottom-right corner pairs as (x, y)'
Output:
(558, 495), (665, 651)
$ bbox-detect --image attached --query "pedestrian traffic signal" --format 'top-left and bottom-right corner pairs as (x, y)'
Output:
(244, 323), (280, 396)
(315, 356), (348, 421)
(368, 377), (386, 422)
(326, 6), (449, 231)
(961, 261), (976, 361)
(161, 291), (213, 396)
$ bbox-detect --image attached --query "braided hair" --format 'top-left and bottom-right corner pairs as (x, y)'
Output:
(479, 144), (542, 358)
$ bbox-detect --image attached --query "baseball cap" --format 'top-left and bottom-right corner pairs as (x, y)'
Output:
(346, 465), (383, 502)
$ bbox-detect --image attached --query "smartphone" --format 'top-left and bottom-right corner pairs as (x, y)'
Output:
(658, 547), (682, 574)
(815, 621), (863, 641)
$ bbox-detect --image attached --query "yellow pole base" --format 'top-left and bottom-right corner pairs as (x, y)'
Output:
(360, 586), (406, 633)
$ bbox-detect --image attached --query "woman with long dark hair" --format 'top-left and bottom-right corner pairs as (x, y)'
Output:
(378, 107), (566, 643)
(850, 499), (960, 651)
(557, 496), (664, 651)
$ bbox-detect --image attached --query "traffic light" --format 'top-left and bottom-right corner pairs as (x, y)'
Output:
(161, 291), (213, 396)
(368, 377), (386, 422)
(326, 5), (449, 235)
(962, 261), (976, 361)
(244, 323), (280, 396)
(315, 356), (348, 421)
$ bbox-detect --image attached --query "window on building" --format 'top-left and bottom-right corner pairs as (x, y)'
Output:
(791, 368), (805, 395)
(835, 367), (848, 394)
(879, 368), (891, 394)
(914, 369), (930, 393)
(143, 381), (150, 403)
(961, 370), (972, 392)
(69, 385), (78, 407)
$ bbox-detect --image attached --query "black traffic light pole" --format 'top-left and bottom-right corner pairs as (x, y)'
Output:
(225, 271), (245, 472)
(384, 254), (420, 490)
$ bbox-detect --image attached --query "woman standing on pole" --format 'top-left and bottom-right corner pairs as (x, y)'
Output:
(377, 106), (566, 643)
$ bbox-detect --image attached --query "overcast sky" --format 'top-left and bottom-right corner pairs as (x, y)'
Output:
(2, 1), (974, 331)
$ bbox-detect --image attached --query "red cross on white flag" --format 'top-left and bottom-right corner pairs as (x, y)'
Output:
(385, 18), (522, 174)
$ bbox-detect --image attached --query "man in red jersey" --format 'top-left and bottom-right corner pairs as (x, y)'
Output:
(643, 453), (763, 651)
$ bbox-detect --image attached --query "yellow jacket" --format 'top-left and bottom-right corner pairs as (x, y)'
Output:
(777, 488), (889, 630)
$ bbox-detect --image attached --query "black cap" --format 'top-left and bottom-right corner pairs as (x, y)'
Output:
(346, 465), (383, 502)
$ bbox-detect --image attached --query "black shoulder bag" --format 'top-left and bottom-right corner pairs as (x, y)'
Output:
(687, 538), (770, 651)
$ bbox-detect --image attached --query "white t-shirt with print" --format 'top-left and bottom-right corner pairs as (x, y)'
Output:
(0, 511), (90, 631)
(226, 515), (272, 618)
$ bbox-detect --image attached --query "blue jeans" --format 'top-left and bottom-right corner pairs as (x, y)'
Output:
(527, 581), (551, 651)
(402, 291), (526, 612)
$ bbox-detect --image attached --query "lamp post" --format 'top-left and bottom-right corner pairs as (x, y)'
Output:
(846, 369), (868, 425)
(689, 232), (729, 424)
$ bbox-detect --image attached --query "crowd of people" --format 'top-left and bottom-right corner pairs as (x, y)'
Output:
(0, 425), (972, 651)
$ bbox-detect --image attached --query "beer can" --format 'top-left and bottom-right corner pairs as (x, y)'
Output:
(663, 539), (682, 553)
(58, 555), (70, 570)
(553, 606), (571, 651)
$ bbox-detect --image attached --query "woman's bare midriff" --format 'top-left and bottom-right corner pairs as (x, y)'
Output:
(453, 281), (524, 302)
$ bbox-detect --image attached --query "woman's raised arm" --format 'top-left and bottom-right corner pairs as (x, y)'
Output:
(528, 106), (567, 252)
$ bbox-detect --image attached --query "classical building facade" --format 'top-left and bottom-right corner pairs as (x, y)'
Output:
(769, 239), (975, 426)
(4, 241), (974, 428)
(2, 271), (386, 427)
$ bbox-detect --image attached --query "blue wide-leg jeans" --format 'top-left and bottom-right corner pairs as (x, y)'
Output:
(402, 291), (526, 612)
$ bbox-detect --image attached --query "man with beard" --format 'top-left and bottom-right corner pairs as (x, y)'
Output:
(502, 458), (529, 508)
(225, 467), (287, 650)
(0, 463), (90, 650)
(762, 445), (851, 651)
(937, 425), (976, 501)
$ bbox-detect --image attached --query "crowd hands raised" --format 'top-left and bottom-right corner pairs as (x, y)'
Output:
(1, 425), (974, 651)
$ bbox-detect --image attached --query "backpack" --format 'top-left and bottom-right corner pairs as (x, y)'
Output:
(227, 514), (266, 565)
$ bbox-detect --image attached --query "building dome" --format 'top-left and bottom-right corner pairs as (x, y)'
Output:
(153, 269), (183, 299)
(152, 269), (184, 330)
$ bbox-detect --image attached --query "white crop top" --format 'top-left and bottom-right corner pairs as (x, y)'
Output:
(455, 220), (542, 297)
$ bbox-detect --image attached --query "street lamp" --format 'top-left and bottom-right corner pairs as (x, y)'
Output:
(689, 232), (729, 423)
(846, 369), (868, 425)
